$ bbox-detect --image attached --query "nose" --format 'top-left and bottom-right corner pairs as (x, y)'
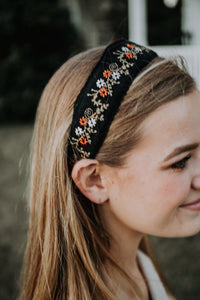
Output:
(192, 175), (200, 190)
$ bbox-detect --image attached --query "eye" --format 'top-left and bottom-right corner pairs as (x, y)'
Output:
(171, 155), (191, 170)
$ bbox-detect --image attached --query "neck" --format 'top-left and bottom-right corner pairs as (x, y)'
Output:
(98, 195), (149, 299)
(101, 221), (149, 300)
(99, 203), (144, 275)
(110, 229), (143, 275)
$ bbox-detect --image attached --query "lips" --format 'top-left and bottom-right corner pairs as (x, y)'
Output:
(180, 199), (200, 211)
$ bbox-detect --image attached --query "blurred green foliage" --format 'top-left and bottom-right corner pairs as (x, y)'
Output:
(0, 0), (84, 123)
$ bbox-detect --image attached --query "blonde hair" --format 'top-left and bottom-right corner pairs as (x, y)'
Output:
(19, 46), (196, 300)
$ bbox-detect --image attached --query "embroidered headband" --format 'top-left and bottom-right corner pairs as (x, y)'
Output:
(68, 39), (158, 165)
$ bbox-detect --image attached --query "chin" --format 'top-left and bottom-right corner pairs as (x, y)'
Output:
(156, 223), (200, 238)
(173, 227), (200, 238)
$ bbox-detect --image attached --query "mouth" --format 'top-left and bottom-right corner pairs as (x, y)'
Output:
(180, 199), (200, 211)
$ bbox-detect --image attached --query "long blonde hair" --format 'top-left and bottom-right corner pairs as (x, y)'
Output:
(19, 45), (196, 300)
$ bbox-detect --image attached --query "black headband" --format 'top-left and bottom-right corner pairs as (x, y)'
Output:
(68, 40), (158, 166)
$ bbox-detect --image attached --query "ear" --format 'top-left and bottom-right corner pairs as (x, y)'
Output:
(71, 159), (108, 204)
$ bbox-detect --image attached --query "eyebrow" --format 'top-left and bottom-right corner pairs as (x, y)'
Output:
(164, 143), (199, 162)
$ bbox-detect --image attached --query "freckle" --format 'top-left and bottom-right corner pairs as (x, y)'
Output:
(108, 180), (114, 186)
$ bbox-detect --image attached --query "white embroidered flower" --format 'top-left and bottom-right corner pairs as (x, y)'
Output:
(75, 126), (83, 136)
(121, 46), (129, 52)
(112, 71), (121, 80)
(135, 46), (142, 52)
(88, 118), (96, 128)
(96, 78), (105, 89)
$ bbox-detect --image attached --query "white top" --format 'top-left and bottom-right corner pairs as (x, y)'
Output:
(137, 250), (175, 300)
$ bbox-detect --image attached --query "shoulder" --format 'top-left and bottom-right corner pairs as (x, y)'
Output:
(137, 250), (175, 300)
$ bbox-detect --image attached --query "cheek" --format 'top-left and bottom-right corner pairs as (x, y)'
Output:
(155, 173), (191, 209)
(107, 170), (155, 225)
(106, 167), (192, 234)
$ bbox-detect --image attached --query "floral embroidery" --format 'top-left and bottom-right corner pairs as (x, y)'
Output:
(80, 137), (88, 145)
(84, 108), (93, 118)
(109, 63), (118, 71)
(75, 127), (83, 136)
(79, 116), (87, 126)
(99, 87), (108, 98)
(135, 46), (142, 52)
(126, 52), (133, 59)
(88, 118), (96, 128)
(112, 71), (121, 80)
(103, 69), (111, 78)
(121, 46), (129, 52)
(70, 41), (153, 160)
(127, 43), (134, 49)
(96, 78), (105, 88)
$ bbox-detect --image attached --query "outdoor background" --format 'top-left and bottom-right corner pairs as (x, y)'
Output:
(0, 0), (200, 299)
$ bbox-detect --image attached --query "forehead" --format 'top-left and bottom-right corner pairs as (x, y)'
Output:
(135, 90), (200, 154)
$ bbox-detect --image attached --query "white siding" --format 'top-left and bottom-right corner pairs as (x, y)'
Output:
(182, 0), (200, 45)
(128, 0), (148, 45)
(152, 45), (200, 88)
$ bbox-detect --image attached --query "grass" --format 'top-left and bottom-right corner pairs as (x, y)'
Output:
(0, 125), (200, 300)
(0, 125), (32, 300)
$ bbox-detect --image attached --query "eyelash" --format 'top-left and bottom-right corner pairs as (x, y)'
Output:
(171, 155), (191, 170)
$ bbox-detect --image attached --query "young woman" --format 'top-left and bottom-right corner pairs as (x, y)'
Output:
(19, 40), (200, 300)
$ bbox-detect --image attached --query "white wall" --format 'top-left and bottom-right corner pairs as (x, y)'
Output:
(182, 0), (200, 45)
(152, 45), (200, 88)
(128, 0), (147, 45)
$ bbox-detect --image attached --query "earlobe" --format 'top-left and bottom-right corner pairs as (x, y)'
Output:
(71, 159), (108, 204)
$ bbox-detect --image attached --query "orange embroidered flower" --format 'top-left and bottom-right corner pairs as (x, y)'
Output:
(80, 137), (88, 145)
(79, 116), (87, 126)
(127, 43), (134, 49)
(99, 87), (108, 98)
(103, 69), (111, 78)
(126, 52), (133, 59)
